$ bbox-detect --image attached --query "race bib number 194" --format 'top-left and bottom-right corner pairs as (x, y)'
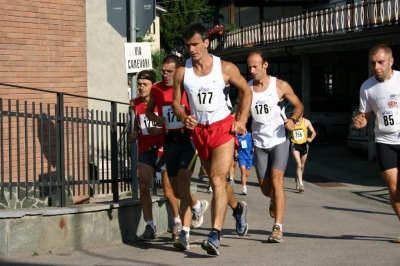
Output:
(293, 129), (304, 140)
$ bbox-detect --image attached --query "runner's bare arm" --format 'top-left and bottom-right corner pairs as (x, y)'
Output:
(306, 119), (317, 142)
(129, 99), (135, 110)
(277, 79), (304, 130)
(223, 61), (252, 124)
(146, 92), (164, 127)
(130, 109), (139, 142)
(147, 127), (163, 136)
(353, 111), (370, 129)
(172, 66), (197, 129)
(222, 61), (252, 135)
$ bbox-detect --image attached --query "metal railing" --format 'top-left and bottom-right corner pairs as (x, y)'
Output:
(0, 83), (144, 208)
(209, 0), (399, 52)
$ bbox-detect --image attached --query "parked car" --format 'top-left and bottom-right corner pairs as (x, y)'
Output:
(285, 97), (358, 141)
(347, 107), (369, 150)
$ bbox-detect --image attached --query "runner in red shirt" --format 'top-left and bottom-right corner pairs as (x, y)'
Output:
(129, 69), (179, 241)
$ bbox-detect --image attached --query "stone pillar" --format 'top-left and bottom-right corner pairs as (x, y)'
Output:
(229, 3), (235, 24)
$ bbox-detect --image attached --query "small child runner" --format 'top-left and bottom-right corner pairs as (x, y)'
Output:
(236, 122), (254, 195)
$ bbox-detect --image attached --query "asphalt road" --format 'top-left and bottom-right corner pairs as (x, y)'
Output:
(2, 138), (399, 266)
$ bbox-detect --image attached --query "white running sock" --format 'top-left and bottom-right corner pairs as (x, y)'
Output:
(274, 223), (283, 230)
(182, 226), (190, 234)
(147, 220), (155, 228)
(193, 200), (201, 211)
(173, 217), (181, 223)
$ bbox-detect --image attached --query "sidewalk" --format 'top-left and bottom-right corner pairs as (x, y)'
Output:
(297, 138), (384, 187)
(3, 139), (398, 266)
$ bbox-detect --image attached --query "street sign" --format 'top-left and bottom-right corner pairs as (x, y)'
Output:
(135, 0), (156, 37)
(124, 42), (152, 73)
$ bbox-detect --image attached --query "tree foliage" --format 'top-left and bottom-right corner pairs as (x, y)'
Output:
(152, 49), (169, 81)
(158, 0), (215, 52)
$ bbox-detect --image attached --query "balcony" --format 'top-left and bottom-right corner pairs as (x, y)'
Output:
(209, 0), (400, 54)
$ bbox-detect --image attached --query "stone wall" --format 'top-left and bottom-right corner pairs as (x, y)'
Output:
(0, 197), (171, 258)
(0, 175), (74, 209)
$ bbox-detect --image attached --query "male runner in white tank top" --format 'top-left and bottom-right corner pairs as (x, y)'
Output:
(172, 22), (252, 256)
(353, 44), (400, 243)
(247, 51), (304, 243)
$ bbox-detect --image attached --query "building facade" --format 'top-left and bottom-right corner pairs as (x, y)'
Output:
(0, 0), (163, 208)
(207, 0), (400, 145)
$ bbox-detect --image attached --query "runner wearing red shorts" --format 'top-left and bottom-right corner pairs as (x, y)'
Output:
(172, 22), (252, 256)
(146, 55), (209, 250)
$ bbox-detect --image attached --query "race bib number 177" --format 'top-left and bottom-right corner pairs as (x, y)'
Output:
(192, 86), (219, 112)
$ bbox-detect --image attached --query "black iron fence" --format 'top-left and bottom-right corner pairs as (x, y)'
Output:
(0, 83), (155, 209)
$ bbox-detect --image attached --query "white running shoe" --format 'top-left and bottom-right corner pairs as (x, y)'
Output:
(173, 230), (190, 250)
(192, 200), (210, 228)
(171, 221), (182, 241)
(228, 178), (235, 187)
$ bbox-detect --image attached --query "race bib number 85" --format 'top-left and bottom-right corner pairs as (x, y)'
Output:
(377, 108), (400, 133)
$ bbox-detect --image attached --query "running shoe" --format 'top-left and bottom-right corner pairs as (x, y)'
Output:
(192, 200), (209, 228)
(296, 182), (300, 191)
(171, 221), (182, 241)
(268, 224), (283, 243)
(232, 201), (248, 236)
(242, 186), (247, 195)
(395, 236), (400, 243)
(299, 184), (305, 192)
(207, 186), (213, 194)
(269, 200), (275, 218)
(138, 225), (157, 241)
(227, 177), (235, 187)
(198, 173), (208, 181)
(201, 231), (220, 256)
(173, 230), (190, 250)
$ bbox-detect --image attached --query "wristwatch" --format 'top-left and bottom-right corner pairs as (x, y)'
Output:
(289, 117), (297, 124)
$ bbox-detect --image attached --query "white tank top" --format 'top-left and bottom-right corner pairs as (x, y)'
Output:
(250, 77), (286, 149)
(183, 55), (231, 125)
(360, 70), (400, 144)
